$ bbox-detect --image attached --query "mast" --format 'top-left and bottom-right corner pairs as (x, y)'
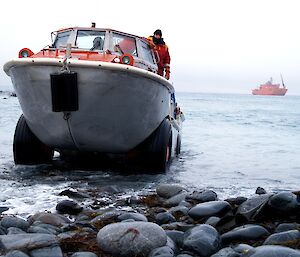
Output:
(280, 74), (285, 88)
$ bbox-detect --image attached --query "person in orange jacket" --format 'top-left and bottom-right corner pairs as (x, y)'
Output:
(148, 29), (171, 79)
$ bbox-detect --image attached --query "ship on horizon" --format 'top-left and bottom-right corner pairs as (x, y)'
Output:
(252, 76), (288, 96)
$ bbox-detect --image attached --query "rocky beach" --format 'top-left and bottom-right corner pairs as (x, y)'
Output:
(1, 92), (300, 256)
(1, 184), (300, 256)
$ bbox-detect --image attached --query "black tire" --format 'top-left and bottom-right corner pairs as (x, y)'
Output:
(13, 115), (54, 165)
(176, 135), (181, 155)
(145, 118), (172, 172)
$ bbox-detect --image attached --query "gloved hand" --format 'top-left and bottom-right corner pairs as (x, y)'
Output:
(165, 68), (170, 80)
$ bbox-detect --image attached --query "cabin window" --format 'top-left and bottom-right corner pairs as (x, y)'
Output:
(140, 41), (155, 64)
(53, 30), (72, 48)
(112, 33), (137, 56)
(76, 30), (105, 50)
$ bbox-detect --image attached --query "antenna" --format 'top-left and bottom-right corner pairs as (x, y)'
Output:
(280, 74), (285, 88)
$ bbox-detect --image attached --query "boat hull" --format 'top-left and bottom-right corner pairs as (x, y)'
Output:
(252, 86), (288, 96)
(5, 59), (175, 153)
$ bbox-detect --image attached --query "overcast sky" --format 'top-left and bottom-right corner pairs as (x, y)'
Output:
(1, 0), (300, 94)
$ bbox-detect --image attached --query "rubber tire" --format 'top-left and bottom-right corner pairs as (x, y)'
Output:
(13, 114), (54, 165)
(145, 118), (172, 172)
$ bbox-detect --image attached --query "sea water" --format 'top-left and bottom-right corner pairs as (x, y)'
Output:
(1, 91), (300, 216)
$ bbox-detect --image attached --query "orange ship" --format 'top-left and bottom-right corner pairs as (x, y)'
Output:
(252, 76), (287, 96)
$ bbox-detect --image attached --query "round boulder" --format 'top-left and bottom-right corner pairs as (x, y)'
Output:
(263, 230), (300, 247)
(156, 184), (186, 199)
(97, 221), (167, 256)
(246, 245), (300, 257)
(56, 200), (83, 215)
(188, 201), (232, 220)
(221, 224), (270, 245)
(183, 224), (221, 256)
(268, 192), (299, 213)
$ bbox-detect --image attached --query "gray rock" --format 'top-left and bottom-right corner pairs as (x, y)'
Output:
(90, 210), (123, 224)
(0, 233), (57, 251)
(183, 224), (221, 256)
(164, 193), (188, 207)
(233, 244), (254, 253)
(156, 184), (186, 199)
(0, 225), (7, 235)
(0, 217), (29, 231)
(268, 192), (300, 213)
(188, 201), (232, 220)
(29, 246), (63, 257)
(97, 221), (167, 256)
(236, 194), (271, 222)
(30, 222), (61, 234)
(56, 200), (83, 215)
(225, 197), (247, 206)
(118, 212), (148, 222)
(161, 222), (195, 232)
(59, 189), (89, 199)
(4, 250), (30, 257)
(245, 245), (300, 257)
(210, 247), (240, 257)
(275, 223), (300, 233)
(221, 224), (270, 245)
(205, 216), (221, 227)
(28, 213), (71, 227)
(28, 226), (54, 234)
(166, 236), (177, 254)
(71, 252), (98, 257)
(263, 230), (300, 247)
(168, 206), (189, 218)
(178, 201), (192, 208)
(256, 187), (267, 195)
(186, 190), (218, 203)
(148, 246), (174, 257)
(121, 219), (136, 223)
(165, 230), (184, 248)
(0, 207), (9, 214)
(7, 228), (26, 235)
(176, 255), (194, 257)
(156, 212), (176, 225)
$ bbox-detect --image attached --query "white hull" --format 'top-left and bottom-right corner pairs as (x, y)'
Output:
(4, 58), (178, 153)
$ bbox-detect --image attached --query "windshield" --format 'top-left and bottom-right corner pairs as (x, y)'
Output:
(76, 30), (105, 50)
(52, 30), (72, 48)
(112, 33), (137, 56)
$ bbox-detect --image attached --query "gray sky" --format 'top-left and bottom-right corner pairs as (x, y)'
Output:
(1, 0), (300, 94)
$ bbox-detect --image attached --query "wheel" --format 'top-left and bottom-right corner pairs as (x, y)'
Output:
(13, 114), (54, 165)
(145, 118), (172, 172)
(176, 135), (181, 155)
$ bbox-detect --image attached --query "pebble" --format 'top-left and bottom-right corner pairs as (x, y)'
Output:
(263, 230), (300, 247)
(0, 233), (57, 251)
(4, 251), (30, 257)
(188, 201), (232, 220)
(0, 217), (29, 231)
(28, 213), (71, 227)
(156, 184), (186, 199)
(164, 193), (188, 207)
(56, 200), (83, 215)
(97, 221), (167, 256)
(186, 190), (218, 203)
(156, 212), (176, 225)
(246, 245), (300, 256)
(71, 252), (98, 257)
(29, 245), (63, 257)
(221, 224), (270, 245)
(183, 224), (221, 256)
(236, 194), (271, 222)
(268, 192), (300, 213)
(117, 212), (148, 222)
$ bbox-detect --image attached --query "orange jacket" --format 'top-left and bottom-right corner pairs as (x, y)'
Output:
(147, 36), (171, 76)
